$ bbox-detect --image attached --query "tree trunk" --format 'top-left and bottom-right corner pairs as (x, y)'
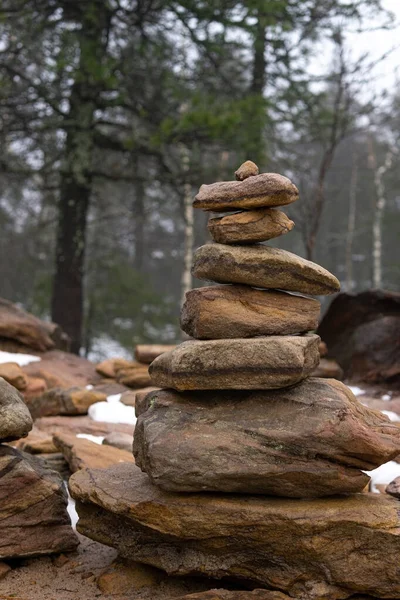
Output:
(345, 152), (358, 292)
(51, 2), (110, 354)
(249, 8), (267, 166)
(180, 145), (194, 313)
(133, 156), (145, 273)
(372, 148), (395, 288)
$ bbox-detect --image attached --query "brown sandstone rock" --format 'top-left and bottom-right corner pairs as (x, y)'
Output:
(15, 426), (57, 454)
(149, 335), (320, 390)
(103, 432), (133, 452)
(26, 386), (107, 419)
(193, 173), (299, 212)
(97, 557), (164, 594)
(0, 562), (11, 581)
(22, 349), (101, 390)
(192, 244), (340, 295)
(34, 415), (134, 438)
(53, 432), (134, 472)
(133, 379), (400, 496)
(95, 358), (134, 378)
(0, 377), (32, 442)
(208, 208), (294, 244)
(312, 358), (343, 379)
(119, 387), (158, 407)
(0, 362), (28, 390)
(22, 376), (47, 400)
(386, 476), (400, 498)
(0, 297), (65, 352)
(176, 592), (292, 600)
(0, 445), (78, 558)
(318, 289), (400, 383)
(117, 366), (151, 388)
(181, 286), (320, 339)
(234, 160), (259, 181)
(135, 344), (177, 364)
(70, 462), (400, 600)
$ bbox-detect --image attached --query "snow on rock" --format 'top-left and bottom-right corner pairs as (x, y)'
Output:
(85, 384), (94, 390)
(88, 392), (136, 425)
(76, 433), (104, 445)
(381, 410), (400, 422)
(365, 461), (400, 494)
(65, 483), (79, 529)
(0, 350), (41, 367)
(382, 393), (391, 401)
(348, 385), (365, 397)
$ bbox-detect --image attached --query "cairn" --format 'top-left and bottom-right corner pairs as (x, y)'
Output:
(70, 163), (400, 600)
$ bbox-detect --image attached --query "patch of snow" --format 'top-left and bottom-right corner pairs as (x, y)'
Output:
(76, 433), (104, 445)
(348, 386), (365, 397)
(382, 393), (391, 401)
(106, 393), (122, 403)
(0, 350), (41, 367)
(64, 483), (78, 529)
(88, 398), (136, 425)
(85, 384), (94, 390)
(365, 461), (400, 494)
(381, 410), (400, 422)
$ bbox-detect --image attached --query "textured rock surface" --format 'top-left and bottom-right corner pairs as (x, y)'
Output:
(53, 432), (134, 472)
(117, 365), (151, 388)
(0, 377), (32, 442)
(318, 289), (400, 383)
(312, 358), (343, 379)
(208, 208), (294, 244)
(135, 344), (177, 364)
(0, 445), (78, 558)
(34, 415), (134, 437)
(15, 426), (57, 454)
(0, 296), (67, 352)
(103, 432), (133, 452)
(0, 362), (28, 390)
(192, 244), (340, 295)
(234, 160), (259, 180)
(386, 476), (400, 498)
(22, 349), (101, 389)
(176, 592), (292, 600)
(95, 358), (133, 378)
(26, 386), (107, 418)
(70, 462), (400, 600)
(193, 173), (299, 211)
(149, 335), (320, 390)
(181, 286), (320, 339)
(133, 379), (400, 496)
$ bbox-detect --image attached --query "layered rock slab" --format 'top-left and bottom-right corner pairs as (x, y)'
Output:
(149, 335), (320, 390)
(133, 379), (400, 496)
(0, 446), (78, 558)
(26, 386), (107, 418)
(70, 462), (400, 600)
(53, 432), (134, 472)
(181, 286), (320, 339)
(208, 208), (294, 244)
(0, 377), (32, 442)
(193, 173), (298, 211)
(192, 244), (340, 295)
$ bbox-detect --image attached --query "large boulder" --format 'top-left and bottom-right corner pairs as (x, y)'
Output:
(133, 379), (400, 496)
(70, 462), (400, 600)
(318, 290), (400, 384)
(181, 286), (320, 339)
(0, 377), (32, 442)
(192, 244), (340, 296)
(0, 445), (78, 558)
(0, 297), (69, 352)
(149, 335), (320, 391)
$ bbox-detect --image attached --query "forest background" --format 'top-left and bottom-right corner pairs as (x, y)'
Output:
(0, 0), (399, 359)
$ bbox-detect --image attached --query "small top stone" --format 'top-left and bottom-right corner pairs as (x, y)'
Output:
(235, 160), (259, 181)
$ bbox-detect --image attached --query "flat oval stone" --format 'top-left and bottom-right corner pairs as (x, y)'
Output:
(192, 243), (340, 296)
(133, 379), (400, 496)
(149, 335), (320, 390)
(193, 173), (298, 211)
(181, 285), (320, 339)
(208, 208), (294, 244)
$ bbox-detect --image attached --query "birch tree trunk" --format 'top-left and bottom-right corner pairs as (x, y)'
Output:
(372, 147), (396, 288)
(345, 153), (358, 292)
(180, 145), (193, 310)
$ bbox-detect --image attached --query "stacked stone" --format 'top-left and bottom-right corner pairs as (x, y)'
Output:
(70, 163), (400, 600)
(0, 377), (78, 558)
(133, 161), (400, 498)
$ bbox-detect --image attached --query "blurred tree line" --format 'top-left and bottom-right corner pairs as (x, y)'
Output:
(0, 0), (398, 357)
